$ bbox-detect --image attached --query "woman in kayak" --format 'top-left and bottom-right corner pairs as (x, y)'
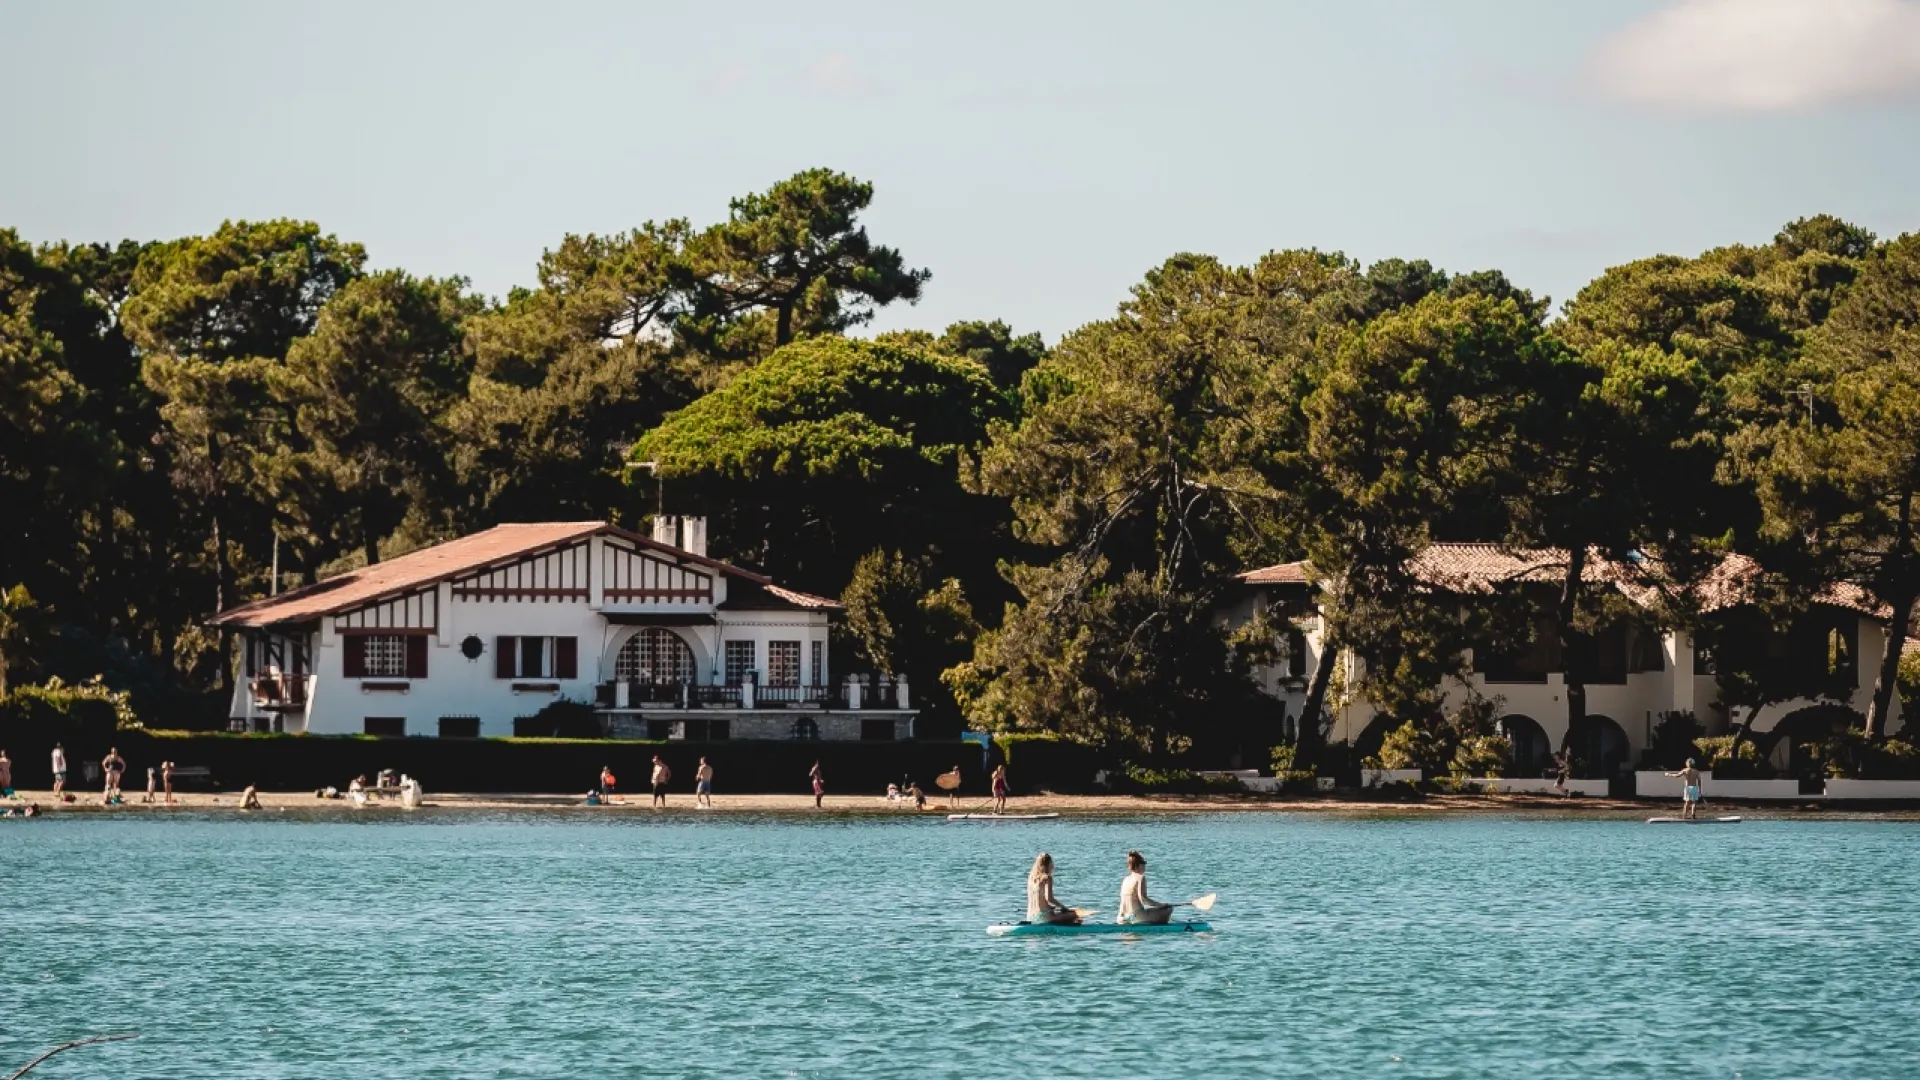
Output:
(1118, 850), (1172, 925)
(1027, 852), (1079, 925)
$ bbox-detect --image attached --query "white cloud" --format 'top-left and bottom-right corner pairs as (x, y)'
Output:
(1587, 0), (1920, 112)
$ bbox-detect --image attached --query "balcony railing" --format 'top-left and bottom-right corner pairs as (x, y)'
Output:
(249, 673), (309, 709)
(593, 674), (912, 711)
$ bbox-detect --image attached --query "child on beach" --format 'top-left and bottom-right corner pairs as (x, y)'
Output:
(144, 767), (157, 803)
(809, 761), (825, 809)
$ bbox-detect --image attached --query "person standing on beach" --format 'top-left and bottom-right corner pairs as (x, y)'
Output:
(0, 749), (12, 798)
(809, 761), (825, 809)
(50, 744), (67, 797)
(650, 755), (671, 808)
(991, 764), (1010, 813)
(600, 765), (618, 797)
(143, 766), (157, 803)
(694, 757), (714, 809)
(102, 747), (127, 800)
(1665, 758), (1704, 820)
(162, 760), (176, 804)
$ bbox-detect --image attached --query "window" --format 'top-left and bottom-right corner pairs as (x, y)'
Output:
(494, 636), (579, 679)
(438, 716), (480, 738)
(364, 717), (406, 737)
(725, 640), (755, 686)
(344, 635), (424, 678)
(520, 636), (546, 678)
(811, 641), (824, 687)
(768, 641), (801, 688)
(1629, 628), (1666, 673)
(1285, 627), (1309, 679)
(617, 629), (694, 683)
(792, 717), (820, 741)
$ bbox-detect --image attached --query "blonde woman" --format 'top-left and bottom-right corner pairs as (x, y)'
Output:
(1026, 852), (1079, 925)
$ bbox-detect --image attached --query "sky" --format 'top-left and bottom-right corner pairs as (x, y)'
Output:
(4, 0), (1919, 341)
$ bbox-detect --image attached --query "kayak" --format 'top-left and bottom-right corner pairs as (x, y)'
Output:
(948, 813), (1061, 821)
(987, 920), (1212, 937)
(1647, 815), (1743, 824)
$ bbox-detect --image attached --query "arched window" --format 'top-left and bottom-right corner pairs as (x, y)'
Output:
(791, 717), (820, 741)
(616, 629), (695, 684)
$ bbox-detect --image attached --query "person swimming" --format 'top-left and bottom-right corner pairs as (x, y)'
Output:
(1026, 852), (1079, 925)
(1118, 850), (1172, 925)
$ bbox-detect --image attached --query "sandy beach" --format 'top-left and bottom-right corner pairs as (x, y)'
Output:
(9, 788), (1910, 817)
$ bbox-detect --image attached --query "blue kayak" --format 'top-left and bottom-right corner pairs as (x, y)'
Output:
(986, 920), (1212, 937)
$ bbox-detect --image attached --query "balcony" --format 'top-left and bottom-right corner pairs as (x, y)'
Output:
(593, 674), (911, 712)
(249, 673), (310, 711)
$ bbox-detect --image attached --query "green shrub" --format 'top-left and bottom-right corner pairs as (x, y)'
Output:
(1270, 743), (1296, 774)
(0, 676), (134, 731)
(1643, 711), (1703, 770)
(520, 698), (600, 739)
(1816, 729), (1920, 780)
(1694, 735), (1770, 778)
(1116, 766), (1243, 794)
(1450, 734), (1513, 778)
(1368, 720), (1450, 772)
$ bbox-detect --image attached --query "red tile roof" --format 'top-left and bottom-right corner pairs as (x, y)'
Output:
(211, 522), (788, 628)
(763, 583), (844, 611)
(1238, 561), (1312, 585)
(1238, 544), (1887, 619)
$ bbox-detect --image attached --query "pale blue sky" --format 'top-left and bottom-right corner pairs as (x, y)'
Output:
(4, 0), (1918, 339)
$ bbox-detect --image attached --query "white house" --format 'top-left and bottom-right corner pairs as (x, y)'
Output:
(1228, 544), (1905, 776)
(212, 518), (915, 741)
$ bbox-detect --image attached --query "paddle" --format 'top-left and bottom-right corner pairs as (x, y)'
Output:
(1071, 907), (1099, 919)
(1174, 893), (1217, 912)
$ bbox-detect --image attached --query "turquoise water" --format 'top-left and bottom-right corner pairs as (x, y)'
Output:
(3, 812), (1917, 1079)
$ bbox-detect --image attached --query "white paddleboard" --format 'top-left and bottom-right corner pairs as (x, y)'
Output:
(947, 812), (1062, 821)
(1646, 815), (1742, 824)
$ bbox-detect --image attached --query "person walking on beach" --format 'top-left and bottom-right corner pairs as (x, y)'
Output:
(991, 764), (1010, 813)
(694, 757), (714, 809)
(1118, 850), (1173, 926)
(102, 747), (127, 800)
(0, 749), (12, 798)
(1553, 749), (1572, 798)
(50, 743), (67, 797)
(809, 761), (825, 809)
(650, 755), (671, 808)
(162, 760), (176, 804)
(1666, 758), (1704, 820)
(143, 766), (157, 804)
(1027, 852), (1079, 926)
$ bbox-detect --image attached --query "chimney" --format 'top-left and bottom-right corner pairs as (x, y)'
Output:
(684, 517), (707, 557)
(651, 515), (678, 547)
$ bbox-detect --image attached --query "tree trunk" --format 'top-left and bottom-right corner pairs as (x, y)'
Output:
(1296, 617), (1341, 768)
(207, 436), (231, 616)
(1556, 545), (1588, 754)
(775, 301), (794, 346)
(1866, 489), (1915, 739)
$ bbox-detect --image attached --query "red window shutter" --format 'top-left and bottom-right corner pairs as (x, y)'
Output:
(343, 636), (367, 678)
(555, 636), (578, 680)
(406, 636), (429, 679)
(495, 636), (516, 679)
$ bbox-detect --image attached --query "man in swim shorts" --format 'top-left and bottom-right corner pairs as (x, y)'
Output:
(650, 754), (671, 808)
(694, 757), (713, 809)
(1665, 758), (1703, 820)
(50, 743), (67, 797)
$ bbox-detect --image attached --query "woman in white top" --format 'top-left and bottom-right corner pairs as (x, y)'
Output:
(1118, 850), (1172, 925)
(1026, 852), (1079, 925)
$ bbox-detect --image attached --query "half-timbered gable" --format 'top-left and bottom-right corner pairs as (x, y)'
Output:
(333, 588), (439, 632)
(602, 536), (714, 604)
(452, 541), (591, 603)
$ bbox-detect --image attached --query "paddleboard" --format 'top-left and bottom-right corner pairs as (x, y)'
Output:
(987, 920), (1211, 937)
(1646, 815), (1743, 824)
(947, 812), (1061, 821)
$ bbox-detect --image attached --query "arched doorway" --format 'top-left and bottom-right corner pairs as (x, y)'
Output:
(1567, 714), (1631, 780)
(1497, 715), (1553, 777)
(1768, 704), (1863, 777)
(616, 629), (696, 702)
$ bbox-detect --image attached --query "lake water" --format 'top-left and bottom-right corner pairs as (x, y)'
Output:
(2, 811), (1916, 1079)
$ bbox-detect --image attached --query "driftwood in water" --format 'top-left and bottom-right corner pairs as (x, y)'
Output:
(8, 1033), (139, 1079)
